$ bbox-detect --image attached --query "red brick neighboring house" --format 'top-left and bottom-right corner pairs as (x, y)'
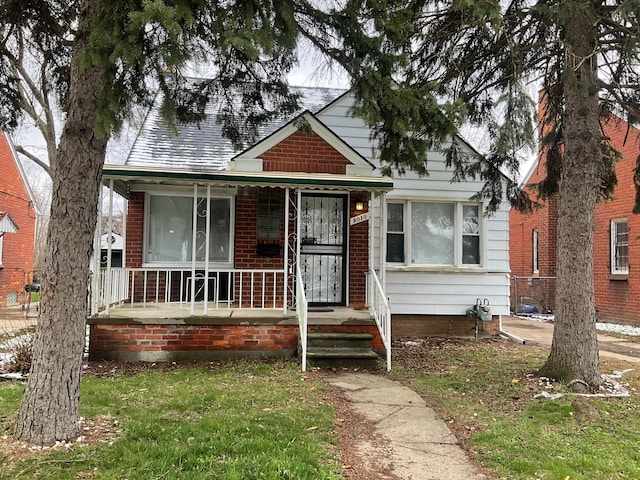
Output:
(0, 132), (38, 307)
(510, 114), (640, 325)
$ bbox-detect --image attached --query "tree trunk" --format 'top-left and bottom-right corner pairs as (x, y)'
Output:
(539, 4), (602, 390)
(14, 0), (109, 444)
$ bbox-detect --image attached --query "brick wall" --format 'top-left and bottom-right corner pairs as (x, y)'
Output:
(392, 314), (500, 337)
(89, 323), (299, 361)
(261, 131), (348, 174)
(348, 197), (368, 305)
(0, 133), (36, 307)
(509, 163), (558, 278)
(126, 192), (144, 268)
(511, 113), (640, 326)
(592, 117), (640, 325)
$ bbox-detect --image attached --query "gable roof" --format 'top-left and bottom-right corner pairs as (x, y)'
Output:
(126, 84), (347, 172)
(0, 212), (18, 233)
(232, 110), (374, 173)
(2, 132), (39, 214)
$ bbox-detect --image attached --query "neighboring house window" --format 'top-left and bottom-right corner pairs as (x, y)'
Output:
(146, 194), (232, 265)
(611, 219), (629, 274)
(387, 201), (482, 266)
(386, 203), (405, 262)
(532, 229), (539, 274)
(0, 233), (3, 266)
(257, 192), (281, 240)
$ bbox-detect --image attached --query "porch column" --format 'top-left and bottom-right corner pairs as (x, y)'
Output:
(380, 191), (387, 290)
(283, 187), (290, 314)
(105, 179), (114, 315)
(122, 197), (127, 268)
(369, 191), (375, 272)
(368, 190), (374, 305)
(90, 185), (103, 316)
(203, 185), (211, 315)
(190, 184), (198, 315)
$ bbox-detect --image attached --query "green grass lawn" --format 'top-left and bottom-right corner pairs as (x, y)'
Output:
(2, 340), (640, 479)
(390, 338), (640, 480)
(0, 361), (343, 480)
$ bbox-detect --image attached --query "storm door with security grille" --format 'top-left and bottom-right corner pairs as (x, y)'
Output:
(299, 193), (347, 306)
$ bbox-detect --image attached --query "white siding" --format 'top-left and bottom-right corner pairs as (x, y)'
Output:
(386, 271), (510, 315)
(319, 94), (511, 316)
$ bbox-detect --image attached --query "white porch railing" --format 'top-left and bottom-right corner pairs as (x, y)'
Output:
(367, 268), (392, 371)
(296, 262), (309, 372)
(94, 267), (286, 315)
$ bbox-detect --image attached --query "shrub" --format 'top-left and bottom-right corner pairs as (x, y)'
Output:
(3, 335), (33, 374)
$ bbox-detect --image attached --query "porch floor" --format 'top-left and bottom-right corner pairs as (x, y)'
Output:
(89, 303), (375, 326)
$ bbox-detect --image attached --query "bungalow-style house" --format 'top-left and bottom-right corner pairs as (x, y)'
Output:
(89, 82), (511, 369)
(0, 132), (38, 308)
(510, 113), (640, 325)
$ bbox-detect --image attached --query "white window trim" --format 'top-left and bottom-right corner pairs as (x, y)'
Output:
(0, 233), (4, 266)
(143, 190), (235, 268)
(386, 201), (406, 264)
(386, 199), (485, 269)
(611, 218), (629, 275)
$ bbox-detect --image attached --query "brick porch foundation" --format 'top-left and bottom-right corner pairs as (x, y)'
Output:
(88, 319), (385, 362)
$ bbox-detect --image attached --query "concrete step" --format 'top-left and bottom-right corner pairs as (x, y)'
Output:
(307, 332), (374, 349)
(302, 332), (379, 369)
(306, 349), (379, 368)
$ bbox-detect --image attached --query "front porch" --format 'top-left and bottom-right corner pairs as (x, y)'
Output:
(88, 265), (392, 370)
(88, 303), (386, 367)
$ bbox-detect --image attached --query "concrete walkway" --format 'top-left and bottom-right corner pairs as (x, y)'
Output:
(329, 373), (486, 480)
(327, 317), (640, 479)
(501, 315), (640, 364)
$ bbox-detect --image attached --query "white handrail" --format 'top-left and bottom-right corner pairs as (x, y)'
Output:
(296, 263), (309, 372)
(96, 267), (285, 312)
(367, 268), (392, 371)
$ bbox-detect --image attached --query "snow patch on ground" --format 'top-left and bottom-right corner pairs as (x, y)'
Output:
(517, 314), (640, 337)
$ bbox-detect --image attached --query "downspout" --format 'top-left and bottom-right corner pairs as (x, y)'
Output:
(499, 314), (526, 344)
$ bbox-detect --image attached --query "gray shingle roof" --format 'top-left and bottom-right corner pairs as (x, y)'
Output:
(126, 85), (347, 172)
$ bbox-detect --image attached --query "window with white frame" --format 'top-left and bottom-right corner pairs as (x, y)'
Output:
(611, 219), (629, 274)
(0, 233), (4, 265)
(386, 201), (482, 266)
(386, 203), (405, 262)
(146, 193), (232, 265)
(532, 229), (539, 274)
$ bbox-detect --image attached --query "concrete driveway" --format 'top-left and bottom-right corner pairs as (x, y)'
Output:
(501, 315), (640, 364)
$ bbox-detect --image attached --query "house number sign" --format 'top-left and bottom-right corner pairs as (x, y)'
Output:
(349, 212), (370, 226)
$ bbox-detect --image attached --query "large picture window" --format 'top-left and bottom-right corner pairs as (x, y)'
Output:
(386, 201), (482, 267)
(146, 194), (232, 265)
(611, 219), (628, 275)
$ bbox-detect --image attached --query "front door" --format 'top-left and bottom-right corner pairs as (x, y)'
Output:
(299, 193), (347, 306)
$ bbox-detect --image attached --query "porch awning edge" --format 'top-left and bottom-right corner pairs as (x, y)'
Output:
(102, 165), (394, 194)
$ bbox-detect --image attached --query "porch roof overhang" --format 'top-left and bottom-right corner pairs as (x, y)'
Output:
(102, 164), (394, 198)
